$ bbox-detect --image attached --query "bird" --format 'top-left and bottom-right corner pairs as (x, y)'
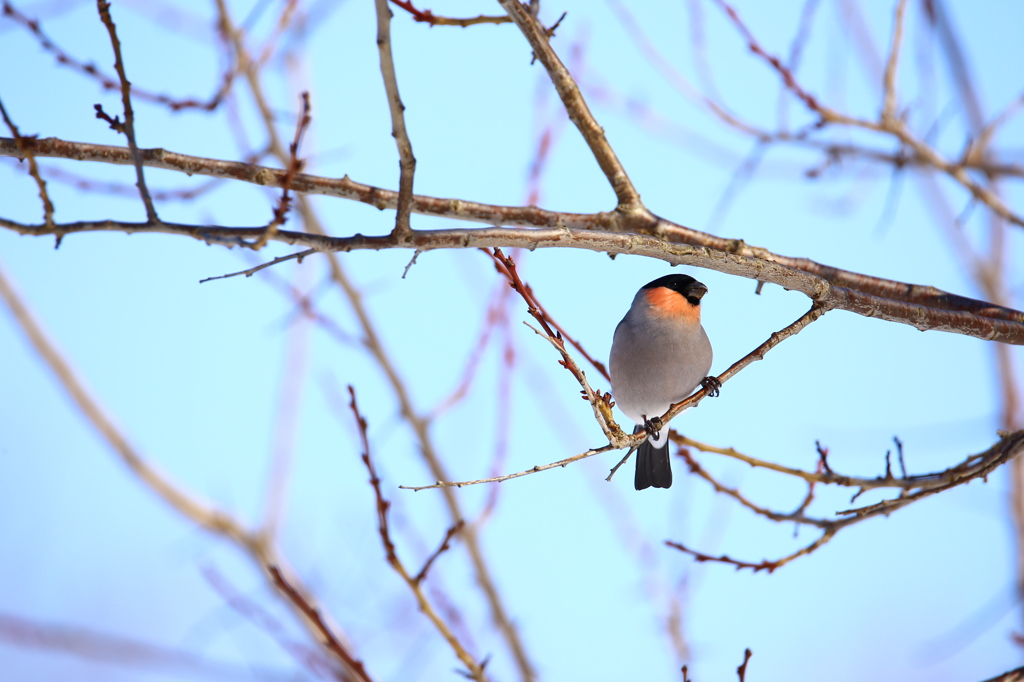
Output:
(609, 274), (716, 490)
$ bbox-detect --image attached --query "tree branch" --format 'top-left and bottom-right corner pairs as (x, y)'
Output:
(375, 0), (417, 238)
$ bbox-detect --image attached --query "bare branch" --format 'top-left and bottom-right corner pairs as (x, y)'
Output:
(375, 0), (417, 239)
(253, 92), (312, 250)
(1, 1), (237, 113)
(496, 0), (642, 210)
(199, 248), (317, 284)
(348, 386), (488, 681)
(390, 0), (510, 27)
(95, 0), (158, 223)
(400, 444), (619, 491)
(4, 136), (1020, 336)
(0, 262), (371, 679)
(0, 97), (53, 228)
(666, 530), (837, 573)
(267, 566), (373, 682)
(880, 0), (908, 126)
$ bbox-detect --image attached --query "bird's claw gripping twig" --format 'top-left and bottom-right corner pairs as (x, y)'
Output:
(701, 376), (721, 398)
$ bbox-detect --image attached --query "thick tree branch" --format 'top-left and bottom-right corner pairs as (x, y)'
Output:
(4, 209), (1021, 345)
(3, 136), (1018, 324)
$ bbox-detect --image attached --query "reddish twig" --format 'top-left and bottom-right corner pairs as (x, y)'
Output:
(347, 385), (488, 681)
(267, 565), (373, 681)
(736, 648), (753, 682)
(389, 0), (510, 27)
(487, 248), (611, 381)
(253, 92), (311, 250)
(666, 529), (836, 574)
(815, 440), (833, 474)
(202, 565), (337, 678)
(710, 0), (823, 113)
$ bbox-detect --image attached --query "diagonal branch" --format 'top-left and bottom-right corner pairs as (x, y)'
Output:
(348, 386), (488, 681)
(0, 262), (372, 681)
(496, 0), (642, 211)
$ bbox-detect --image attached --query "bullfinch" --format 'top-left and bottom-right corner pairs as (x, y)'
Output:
(609, 274), (715, 490)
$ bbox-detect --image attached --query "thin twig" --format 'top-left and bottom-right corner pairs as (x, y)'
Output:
(374, 0), (416, 239)
(389, 0), (510, 27)
(267, 566), (373, 681)
(658, 303), (829, 427)
(0, 97), (54, 228)
(95, 0), (158, 223)
(2, 1), (238, 113)
(399, 444), (618, 490)
(487, 248), (611, 380)
(415, 521), (464, 585)
(348, 386), (488, 681)
(736, 648), (753, 682)
(666, 529), (837, 573)
(199, 248), (316, 283)
(253, 92), (311, 250)
(880, 0), (908, 126)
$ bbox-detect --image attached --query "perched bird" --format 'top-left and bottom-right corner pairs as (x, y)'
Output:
(609, 274), (716, 490)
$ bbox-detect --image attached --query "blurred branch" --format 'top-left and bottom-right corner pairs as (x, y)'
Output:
(0, 611), (296, 681)
(348, 385), (488, 681)
(0, 262), (372, 681)
(709, 0), (1024, 228)
(1, 1), (237, 113)
(209, 0), (537, 670)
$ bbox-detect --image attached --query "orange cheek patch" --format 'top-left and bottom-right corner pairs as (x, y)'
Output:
(645, 287), (701, 322)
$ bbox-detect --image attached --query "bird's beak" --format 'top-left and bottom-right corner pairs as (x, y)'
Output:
(688, 282), (708, 300)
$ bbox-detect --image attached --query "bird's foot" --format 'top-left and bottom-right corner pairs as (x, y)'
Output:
(701, 376), (721, 397)
(643, 416), (663, 440)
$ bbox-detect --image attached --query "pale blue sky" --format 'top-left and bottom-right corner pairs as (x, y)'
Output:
(2, 1), (1022, 680)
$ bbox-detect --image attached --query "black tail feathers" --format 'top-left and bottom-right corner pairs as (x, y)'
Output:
(635, 439), (672, 490)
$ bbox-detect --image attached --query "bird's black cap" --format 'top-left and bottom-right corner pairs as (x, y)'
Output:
(641, 274), (708, 306)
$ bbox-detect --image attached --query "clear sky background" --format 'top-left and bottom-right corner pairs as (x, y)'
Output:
(2, 0), (1023, 680)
